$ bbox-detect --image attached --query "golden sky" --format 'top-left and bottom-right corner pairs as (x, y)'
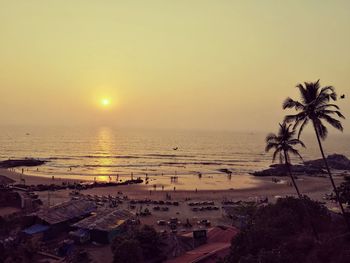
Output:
(0, 1), (349, 133)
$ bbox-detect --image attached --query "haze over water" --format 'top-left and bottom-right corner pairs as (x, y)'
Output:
(1, 126), (349, 190)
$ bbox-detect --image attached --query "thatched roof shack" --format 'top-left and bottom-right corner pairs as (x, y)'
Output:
(72, 209), (134, 244)
(35, 200), (97, 226)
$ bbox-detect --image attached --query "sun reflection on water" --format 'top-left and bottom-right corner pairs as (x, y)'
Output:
(95, 127), (114, 182)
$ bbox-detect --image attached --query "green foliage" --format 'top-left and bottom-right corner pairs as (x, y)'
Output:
(111, 225), (161, 262)
(225, 197), (331, 263)
(337, 177), (350, 205)
(113, 239), (143, 263)
(134, 225), (161, 259)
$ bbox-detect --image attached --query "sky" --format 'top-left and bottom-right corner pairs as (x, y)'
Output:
(0, 1), (349, 133)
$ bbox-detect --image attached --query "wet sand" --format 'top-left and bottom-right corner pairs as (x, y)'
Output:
(0, 168), (85, 185)
(1, 167), (340, 204)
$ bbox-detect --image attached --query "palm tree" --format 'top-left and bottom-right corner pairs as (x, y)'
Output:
(266, 123), (320, 239)
(282, 80), (348, 222)
(265, 122), (305, 198)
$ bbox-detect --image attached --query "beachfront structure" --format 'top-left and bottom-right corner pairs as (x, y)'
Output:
(166, 226), (239, 263)
(22, 224), (50, 242)
(34, 200), (97, 235)
(71, 209), (135, 244)
(0, 188), (21, 208)
(0, 187), (41, 218)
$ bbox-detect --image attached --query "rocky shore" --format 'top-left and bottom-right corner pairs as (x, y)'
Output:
(11, 178), (144, 192)
(251, 154), (350, 177)
(0, 158), (47, 168)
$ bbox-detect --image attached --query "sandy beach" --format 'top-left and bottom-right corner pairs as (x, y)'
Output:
(1, 167), (341, 206)
(2, 166), (345, 237)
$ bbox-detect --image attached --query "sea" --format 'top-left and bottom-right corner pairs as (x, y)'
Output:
(1, 126), (349, 190)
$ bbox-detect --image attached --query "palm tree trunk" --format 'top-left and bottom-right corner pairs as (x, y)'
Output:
(283, 150), (302, 198)
(313, 123), (349, 227)
(284, 150), (319, 239)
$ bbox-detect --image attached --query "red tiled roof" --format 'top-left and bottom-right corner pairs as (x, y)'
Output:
(166, 226), (239, 263)
(166, 242), (230, 263)
(207, 226), (239, 243)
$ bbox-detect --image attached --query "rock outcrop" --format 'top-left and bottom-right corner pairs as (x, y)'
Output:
(251, 154), (350, 177)
(304, 154), (350, 170)
(251, 164), (326, 177)
(0, 158), (47, 168)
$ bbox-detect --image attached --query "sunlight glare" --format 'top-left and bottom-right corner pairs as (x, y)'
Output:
(101, 98), (110, 107)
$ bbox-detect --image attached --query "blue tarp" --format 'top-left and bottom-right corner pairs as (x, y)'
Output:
(23, 224), (49, 235)
(71, 228), (89, 238)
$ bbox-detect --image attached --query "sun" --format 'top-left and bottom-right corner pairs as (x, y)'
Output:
(101, 98), (110, 107)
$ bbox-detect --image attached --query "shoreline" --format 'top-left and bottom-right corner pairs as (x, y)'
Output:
(0, 168), (85, 186)
(1, 167), (341, 205)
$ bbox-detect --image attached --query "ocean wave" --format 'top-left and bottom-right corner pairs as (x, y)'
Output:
(144, 154), (194, 158)
(46, 157), (78, 160)
(79, 155), (141, 159)
(82, 164), (160, 168)
(161, 161), (224, 166)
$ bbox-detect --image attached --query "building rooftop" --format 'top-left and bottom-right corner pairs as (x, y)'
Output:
(72, 209), (134, 232)
(166, 226), (239, 263)
(35, 200), (97, 225)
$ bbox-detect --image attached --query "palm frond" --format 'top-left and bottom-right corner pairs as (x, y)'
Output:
(272, 148), (282, 163)
(288, 148), (303, 161)
(265, 142), (278, 152)
(265, 133), (278, 143)
(284, 112), (306, 125)
(313, 119), (328, 140)
(296, 83), (309, 104)
(288, 139), (306, 148)
(297, 118), (309, 139)
(316, 104), (340, 110)
(321, 110), (345, 119)
(282, 98), (304, 110)
(320, 86), (335, 95)
(319, 114), (344, 132)
(284, 80), (344, 140)
(266, 123), (305, 164)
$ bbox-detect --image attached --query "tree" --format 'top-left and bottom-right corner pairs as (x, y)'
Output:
(225, 197), (332, 263)
(282, 80), (348, 225)
(266, 123), (319, 239)
(336, 176), (350, 205)
(111, 225), (162, 262)
(265, 122), (305, 198)
(135, 225), (161, 260)
(113, 239), (143, 263)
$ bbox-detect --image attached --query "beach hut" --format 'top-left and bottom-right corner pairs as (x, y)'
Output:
(34, 200), (97, 236)
(72, 209), (134, 244)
